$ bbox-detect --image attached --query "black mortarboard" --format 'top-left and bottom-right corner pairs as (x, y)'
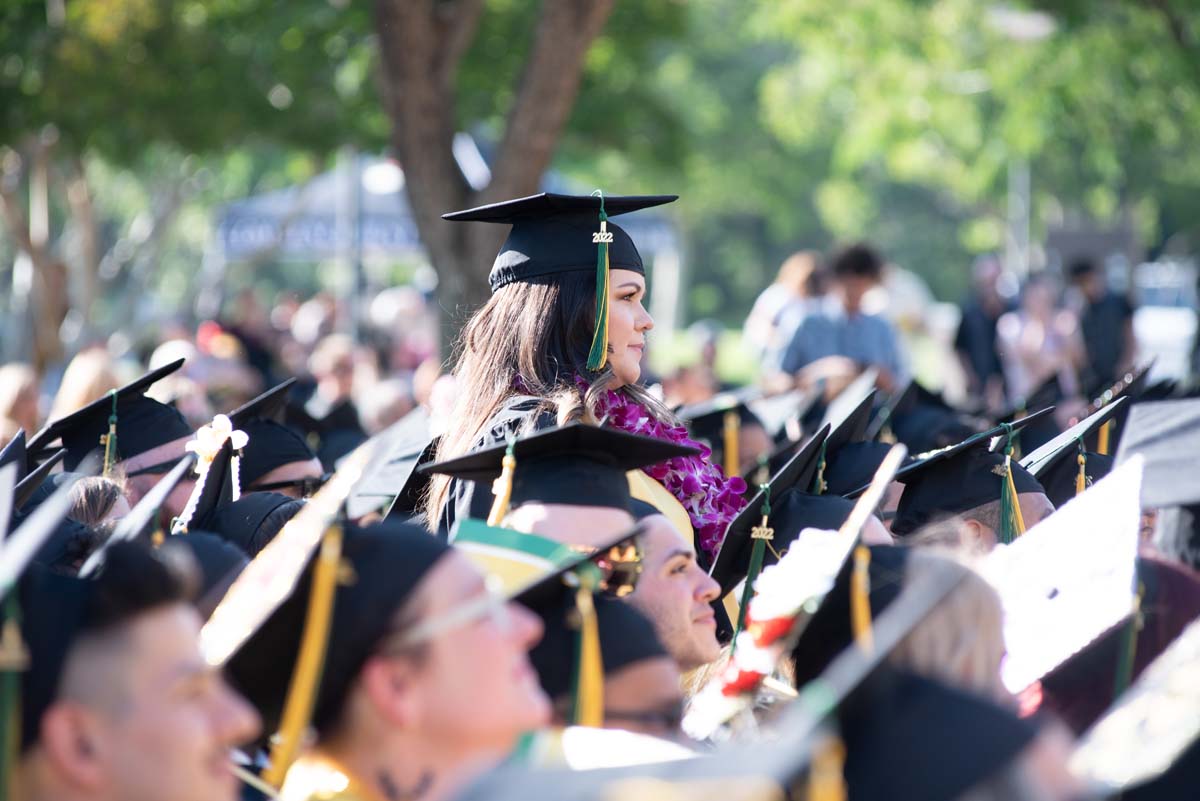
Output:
(208, 492), (302, 556)
(530, 597), (667, 702)
(228, 379), (296, 428)
(226, 521), (451, 738)
(13, 449), (65, 512)
(1082, 362), (1153, 454)
(345, 407), (434, 520)
(442, 193), (676, 291)
(880, 381), (980, 454)
(678, 393), (765, 478)
(419, 423), (698, 514)
(709, 425), (830, 595)
(0, 431), (25, 476)
(889, 410), (1053, 537)
(239, 420), (319, 489)
(1019, 398), (1126, 507)
(163, 532), (250, 615)
(823, 441), (897, 498)
(981, 455), (1142, 695)
(26, 358), (192, 471)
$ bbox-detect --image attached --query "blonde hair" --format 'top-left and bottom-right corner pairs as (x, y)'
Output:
(775, 250), (822, 296)
(49, 347), (119, 421)
(889, 549), (1007, 701)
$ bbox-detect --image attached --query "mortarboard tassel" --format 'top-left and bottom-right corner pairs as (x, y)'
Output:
(732, 484), (773, 649)
(568, 568), (604, 728)
(997, 424), (1026, 545)
(1096, 419), (1112, 456)
(486, 438), (518, 527)
(810, 439), (828, 495)
(0, 595), (28, 801)
(1112, 582), (1145, 701)
(263, 524), (344, 788)
(586, 191), (612, 372)
(806, 734), (847, 801)
(850, 545), (873, 653)
(1075, 439), (1088, 497)
(100, 390), (119, 477)
(722, 410), (740, 479)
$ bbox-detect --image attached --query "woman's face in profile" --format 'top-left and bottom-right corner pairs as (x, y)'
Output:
(605, 269), (654, 387)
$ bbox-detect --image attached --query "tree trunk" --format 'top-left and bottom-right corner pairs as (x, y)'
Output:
(373, 0), (616, 360)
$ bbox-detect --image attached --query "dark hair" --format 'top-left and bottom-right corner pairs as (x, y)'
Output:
(830, 243), (884, 281)
(1067, 257), (1097, 280)
(85, 540), (196, 633)
(425, 272), (674, 524)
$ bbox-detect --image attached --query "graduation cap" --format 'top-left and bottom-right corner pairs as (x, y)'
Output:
(208, 492), (303, 557)
(981, 455), (1143, 695)
(873, 380), (979, 452)
(746, 388), (820, 442)
(709, 425), (832, 596)
(816, 369), (877, 434)
(345, 406), (434, 520)
(169, 413), (252, 536)
(887, 408), (1054, 539)
(200, 442), (375, 788)
(163, 532), (250, 617)
(419, 423), (698, 525)
(1, 474), (84, 755)
(227, 379), (321, 492)
(444, 192), (677, 372)
(1070, 616), (1200, 794)
(810, 389), (877, 497)
(1019, 397), (1126, 507)
(1114, 398), (1200, 510)
(677, 391), (765, 479)
(530, 596), (668, 707)
(12, 449), (65, 512)
(0, 432), (24, 476)
(26, 358), (191, 473)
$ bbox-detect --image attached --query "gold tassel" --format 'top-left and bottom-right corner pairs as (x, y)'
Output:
(571, 579), (604, 728)
(850, 545), (873, 653)
(723, 410), (740, 478)
(263, 525), (344, 788)
(487, 440), (518, 527)
(1097, 420), (1112, 456)
(100, 390), (119, 477)
(1076, 446), (1087, 497)
(807, 735), (847, 801)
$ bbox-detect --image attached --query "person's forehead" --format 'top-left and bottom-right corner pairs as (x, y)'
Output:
(416, 551), (485, 614)
(641, 516), (692, 560)
(120, 434), (192, 472)
(123, 604), (207, 681)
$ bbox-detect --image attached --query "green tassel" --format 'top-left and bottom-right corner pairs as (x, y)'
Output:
(810, 439), (828, 495)
(0, 594), (26, 800)
(586, 192), (611, 371)
(1113, 582), (1144, 699)
(732, 484), (772, 651)
(101, 390), (119, 477)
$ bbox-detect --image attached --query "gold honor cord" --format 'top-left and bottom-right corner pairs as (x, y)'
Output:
(263, 525), (344, 788)
(723, 410), (740, 479)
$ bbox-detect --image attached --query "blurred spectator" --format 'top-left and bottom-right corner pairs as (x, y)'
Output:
(48, 346), (120, 420)
(0, 362), (40, 443)
(358, 377), (415, 434)
(1067, 257), (1136, 393)
(996, 272), (1084, 404)
(744, 250), (824, 358)
(954, 255), (1013, 410)
(773, 243), (907, 393)
(661, 366), (718, 408)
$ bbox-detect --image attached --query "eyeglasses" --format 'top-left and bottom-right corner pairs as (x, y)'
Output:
(126, 459), (182, 477)
(602, 703), (685, 734)
(251, 473), (332, 498)
(574, 536), (643, 598)
(384, 576), (509, 651)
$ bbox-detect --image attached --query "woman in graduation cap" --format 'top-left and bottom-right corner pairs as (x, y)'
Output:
(427, 193), (747, 562)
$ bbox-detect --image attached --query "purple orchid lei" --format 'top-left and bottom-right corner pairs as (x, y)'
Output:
(575, 376), (747, 558)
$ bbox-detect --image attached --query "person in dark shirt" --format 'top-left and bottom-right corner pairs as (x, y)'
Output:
(1068, 257), (1136, 394)
(954, 255), (1011, 410)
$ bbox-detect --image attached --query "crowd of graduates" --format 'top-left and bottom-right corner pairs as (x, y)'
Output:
(2, 191), (1199, 801)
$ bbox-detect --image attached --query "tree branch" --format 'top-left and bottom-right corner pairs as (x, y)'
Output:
(434, 0), (487, 93)
(485, 0), (616, 201)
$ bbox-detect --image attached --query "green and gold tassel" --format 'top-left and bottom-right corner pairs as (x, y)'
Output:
(997, 423), (1026, 545)
(1112, 582), (1145, 700)
(1075, 439), (1088, 497)
(733, 484), (773, 648)
(586, 191), (612, 372)
(810, 439), (828, 495)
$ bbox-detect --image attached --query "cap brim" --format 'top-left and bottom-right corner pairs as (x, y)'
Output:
(442, 192), (678, 223)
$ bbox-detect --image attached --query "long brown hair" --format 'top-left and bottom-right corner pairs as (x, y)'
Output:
(425, 272), (673, 525)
